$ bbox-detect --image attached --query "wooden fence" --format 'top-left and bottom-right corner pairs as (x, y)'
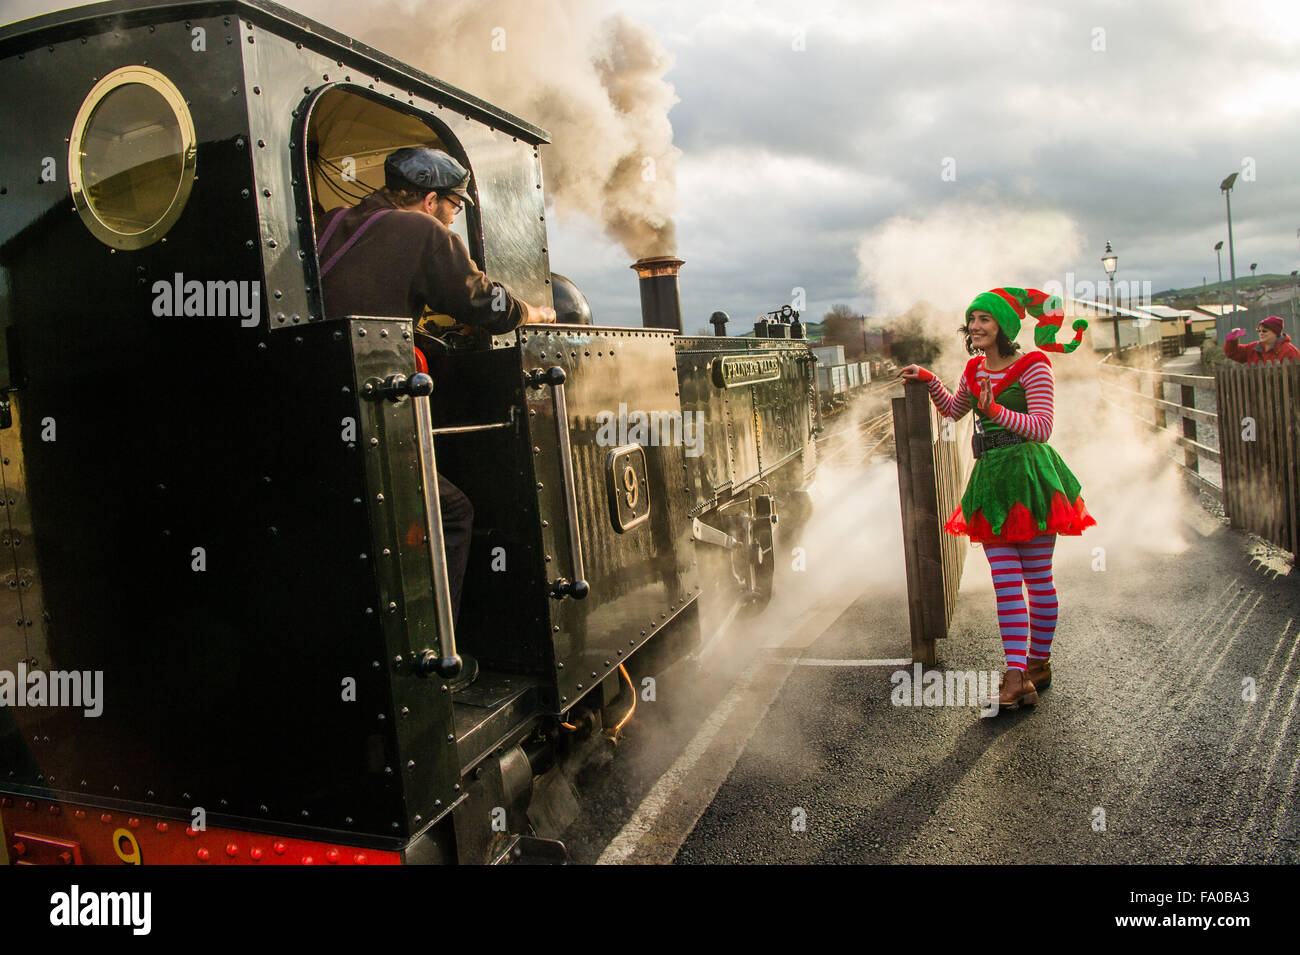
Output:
(1215, 361), (1300, 556)
(893, 381), (973, 664)
(1099, 352), (1300, 555)
(1097, 356), (1222, 502)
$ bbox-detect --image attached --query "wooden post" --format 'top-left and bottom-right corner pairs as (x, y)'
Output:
(1182, 383), (1198, 473)
(893, 381), (972, 665)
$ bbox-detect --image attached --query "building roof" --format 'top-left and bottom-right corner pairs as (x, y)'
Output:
(1064, 298), (1160, 322)
(1193, 304), (1249, 316)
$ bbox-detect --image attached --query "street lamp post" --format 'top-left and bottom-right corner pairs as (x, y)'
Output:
(1102, 241), (1119, 351)
(1221, 173), (1240, 315)
(1214, 241), (1224, 311)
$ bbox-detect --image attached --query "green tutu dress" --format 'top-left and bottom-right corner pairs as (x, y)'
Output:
(943, 354), (1096, 544)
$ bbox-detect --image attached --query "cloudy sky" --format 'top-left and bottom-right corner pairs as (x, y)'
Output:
(579, 0), (1300, 330)
(5, 0), (1298, 331)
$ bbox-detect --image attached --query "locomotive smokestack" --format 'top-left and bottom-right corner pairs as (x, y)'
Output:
(631, 256), (685, 333)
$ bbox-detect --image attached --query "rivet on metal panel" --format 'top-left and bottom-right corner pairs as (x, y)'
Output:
(380, 329), (388, 337)
(376, 493), (384, 502)
(407, 760), (415, 768)
(393, 655), (402, 664)
(590, 672), (597, 678)
(553, 626), (559, 633)
(387, 602), (397, 613)
(556, 662), (564, 670)
(577, 684), (583, 690)
(446, 735), (454, 743)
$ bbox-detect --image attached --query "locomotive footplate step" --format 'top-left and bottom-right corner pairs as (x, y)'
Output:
(452, 671), (545, 772)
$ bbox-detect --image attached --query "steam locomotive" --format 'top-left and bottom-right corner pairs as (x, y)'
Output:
(0, 0), (819, 864)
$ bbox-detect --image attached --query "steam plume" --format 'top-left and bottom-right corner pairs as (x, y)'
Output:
(298, 0), (680, 258)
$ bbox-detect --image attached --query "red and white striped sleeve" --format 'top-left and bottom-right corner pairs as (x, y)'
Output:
(990, 361), (1054, 441)
(924, 374), (974, 420)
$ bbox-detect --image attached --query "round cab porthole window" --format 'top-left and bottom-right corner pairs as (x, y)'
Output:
(68, 66), (197, 250)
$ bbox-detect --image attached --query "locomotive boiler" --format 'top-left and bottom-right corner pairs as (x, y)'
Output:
(0, 0), (818, 864)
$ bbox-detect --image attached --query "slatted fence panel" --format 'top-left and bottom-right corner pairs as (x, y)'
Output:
(1215, 362), (1300, 556)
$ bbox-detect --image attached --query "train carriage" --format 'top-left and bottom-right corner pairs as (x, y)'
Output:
(0, 0), (818, 864)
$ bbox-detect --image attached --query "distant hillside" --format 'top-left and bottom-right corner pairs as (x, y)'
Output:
(1153, 273), (1296, 303)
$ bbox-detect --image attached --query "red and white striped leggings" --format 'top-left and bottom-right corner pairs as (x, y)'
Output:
(983, 534), (1058, 671)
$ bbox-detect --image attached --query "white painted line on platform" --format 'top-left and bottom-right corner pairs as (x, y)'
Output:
(596, 658), (779, 865)
(601, 571), (895, 863)
(767, 656), (911, 667)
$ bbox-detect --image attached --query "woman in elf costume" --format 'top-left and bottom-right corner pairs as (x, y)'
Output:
(899, 287), (1096, 710)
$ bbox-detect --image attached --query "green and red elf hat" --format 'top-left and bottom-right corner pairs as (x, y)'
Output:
(965, 287), (1089, 353)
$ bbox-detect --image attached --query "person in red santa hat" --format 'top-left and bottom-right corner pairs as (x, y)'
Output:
(1223, 316), (1300, 365)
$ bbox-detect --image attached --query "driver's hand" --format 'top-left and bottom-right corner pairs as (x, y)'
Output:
(524, 304), (557, 325)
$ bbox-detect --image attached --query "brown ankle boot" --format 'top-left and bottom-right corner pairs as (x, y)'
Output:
(997, 668), (1038, 709)
(1026, 657), (1051, 690)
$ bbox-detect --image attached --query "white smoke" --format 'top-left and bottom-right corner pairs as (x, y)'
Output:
(297, 0), (680, 257)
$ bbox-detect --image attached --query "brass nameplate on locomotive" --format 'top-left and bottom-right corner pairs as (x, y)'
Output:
(605, 444), (650, 533)
(711, 355), (781, 388)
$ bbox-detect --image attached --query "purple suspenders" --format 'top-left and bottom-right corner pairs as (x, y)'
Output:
(317, 207), (394, 279)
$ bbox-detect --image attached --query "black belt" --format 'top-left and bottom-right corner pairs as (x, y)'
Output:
(972, 428), (1026, 458)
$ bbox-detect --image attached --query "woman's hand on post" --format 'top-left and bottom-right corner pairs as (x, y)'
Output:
(897, 364), (934, 383)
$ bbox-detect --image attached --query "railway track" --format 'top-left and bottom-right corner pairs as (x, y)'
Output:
(816, 380), (900, 469)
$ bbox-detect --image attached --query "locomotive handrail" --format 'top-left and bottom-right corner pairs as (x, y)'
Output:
(411, 385), (464, 679)
(525, 366), (590, 600)
(430, 422), (512, 436)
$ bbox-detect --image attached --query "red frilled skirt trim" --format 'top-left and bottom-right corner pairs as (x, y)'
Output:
(944, 491), (1096, 544)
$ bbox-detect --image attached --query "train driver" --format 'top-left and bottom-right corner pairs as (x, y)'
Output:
(316, 146), (556, 688)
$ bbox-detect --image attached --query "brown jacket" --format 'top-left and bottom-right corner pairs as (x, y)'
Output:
(316, 192), (525, 334)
